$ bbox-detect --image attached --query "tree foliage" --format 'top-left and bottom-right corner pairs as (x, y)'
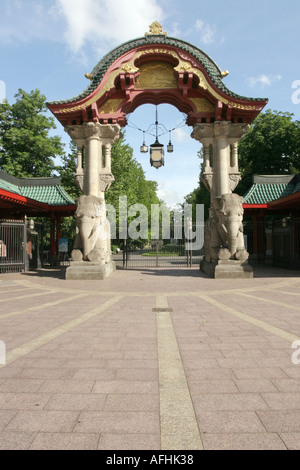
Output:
(106, 132), (160, 210)
(0, 89), (64, 177)
(236, 109), (300, 195)
(183, 110), (300, 213)
(0, 88), (165, 248)
(183, 150), (210, 221)
(58, 132), (161, 246)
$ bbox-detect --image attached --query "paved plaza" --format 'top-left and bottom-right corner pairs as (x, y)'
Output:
(0, 265), (300, 450)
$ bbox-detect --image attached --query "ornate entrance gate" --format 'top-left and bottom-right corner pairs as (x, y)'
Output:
(48, 21), (268, 279)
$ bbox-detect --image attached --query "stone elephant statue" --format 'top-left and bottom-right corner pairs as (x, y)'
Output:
(204, 193), (249, 263)
(71, 195), (111, 264)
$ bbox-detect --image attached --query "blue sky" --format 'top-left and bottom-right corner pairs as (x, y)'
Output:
(0, 0), (299, 207)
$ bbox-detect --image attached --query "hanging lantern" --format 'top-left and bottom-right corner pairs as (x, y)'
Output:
(140, 131), (148, 153)
(167, 131), (173, 153)
(150, 139), (164, 168)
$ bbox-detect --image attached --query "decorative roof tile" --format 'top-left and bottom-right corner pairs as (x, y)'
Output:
(0, 178), (21, 195)
(20, 185), (74, 206)
(0, 171), (75, 206)
(48, 35), (267, 106)
(243, 174), (300, 205)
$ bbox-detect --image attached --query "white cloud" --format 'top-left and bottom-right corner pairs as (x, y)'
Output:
(156, 181), (184, 209)
(195, 19), (222, 45)
(246, 74), (282, 88)
(56, 0), (164, 56)
(168, 22), (181, 38)
(0, 0), (163, 58)
(172, 127), (189, 143)
(0, 0), (60, 45)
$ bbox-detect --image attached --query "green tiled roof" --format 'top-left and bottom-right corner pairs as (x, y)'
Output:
(20, 185), (75, 206)
(0, 172), (75, 206)
(243, 175), (300, 204)
(48, 35), (267, 106)
(0, 178), (22, 195)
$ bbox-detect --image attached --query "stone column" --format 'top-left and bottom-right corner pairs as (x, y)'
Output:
(213, 121), (231, 197)
(64, 123), (120, 280)
(85, 131), (101, 196)
(192, 121), (250, 198)
(65, 123), (120, 197)
(191, 121), (252, 278)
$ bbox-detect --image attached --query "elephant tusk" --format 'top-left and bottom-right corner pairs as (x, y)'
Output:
(221, 224), (228, 234)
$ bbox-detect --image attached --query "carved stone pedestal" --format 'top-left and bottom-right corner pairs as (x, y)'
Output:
(200, 259), (253, 279)
(66, 260), (116, 280)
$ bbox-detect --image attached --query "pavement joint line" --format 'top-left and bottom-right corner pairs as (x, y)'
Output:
(237, 292), (300, 311)
(272, 290), (300, 296)
(0, 287), (33, 294)
(0, 290), (59, 303)
(156, 295), (203, 451)
(195, 292), (300, 344)
(196, 279), (300, 296)
(12, 277), (300, 297)
(13, 279), (62, 291)
(0, 295), (124, 368)
(0, 292), (91, 320)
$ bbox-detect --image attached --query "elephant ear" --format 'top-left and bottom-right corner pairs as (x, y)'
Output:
(213, 196), (227, 215)
(94, 199), (105, 218)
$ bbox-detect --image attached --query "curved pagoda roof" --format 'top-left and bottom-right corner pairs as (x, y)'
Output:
(0, 171), (76, 218)
(48, 22), (268, 127)
(243, 174), (300, 212)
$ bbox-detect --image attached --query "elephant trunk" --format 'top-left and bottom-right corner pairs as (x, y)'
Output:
(78, 216), (94, 259)
(226, 216), (241, 256)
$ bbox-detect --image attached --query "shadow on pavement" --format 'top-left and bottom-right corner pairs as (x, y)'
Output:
(21, 268), (67, 280)
(18, 265), (300, 280)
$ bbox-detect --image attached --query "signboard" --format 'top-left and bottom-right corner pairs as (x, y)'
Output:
(59, 238), (68, 253)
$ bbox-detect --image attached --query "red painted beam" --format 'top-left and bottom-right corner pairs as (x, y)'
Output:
(243, 204), (268, 209)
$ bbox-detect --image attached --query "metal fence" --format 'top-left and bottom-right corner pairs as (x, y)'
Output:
(0, 220), (26, 273)
(113, 223), (204, 269)
(273, 217), (300, 270)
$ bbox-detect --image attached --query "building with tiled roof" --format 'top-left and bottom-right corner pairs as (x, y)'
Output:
(0, 171), (75, 216)
(243, 174), (300, 270)
(0, 171), (76, 270)
(243, 174), (300, 208)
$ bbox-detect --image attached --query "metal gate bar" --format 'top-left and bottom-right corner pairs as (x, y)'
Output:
(0, 220), (26, 273)
(113, 223), (204, 269)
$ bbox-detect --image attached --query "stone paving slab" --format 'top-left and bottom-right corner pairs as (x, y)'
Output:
(0, 265), (300, 450)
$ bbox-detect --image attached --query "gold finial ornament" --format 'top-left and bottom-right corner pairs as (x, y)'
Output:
(121, 63), (139, 73)
(221, 70), (229, 78)
(85, 73), (94, 80)
(145, 21), (167, 36)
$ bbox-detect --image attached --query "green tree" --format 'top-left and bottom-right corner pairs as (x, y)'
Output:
(0, 88), (64, 177)
(106, 133), (161, 245)
(182, 149), (210, 221)
(58, 132), (161, 247)
(184, 179), (210, 221)
(57, 140), (81, 201)
(236, 109), (300, 195)
(106, 132), (160, 211)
